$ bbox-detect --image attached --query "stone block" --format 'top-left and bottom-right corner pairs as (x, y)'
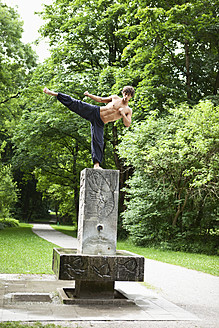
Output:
(53, 248), (144, 282)
(77, 168), (119, 255)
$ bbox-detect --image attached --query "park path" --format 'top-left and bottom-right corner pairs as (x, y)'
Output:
(32, 223), (78, 248)
(32, 223), (219, 327)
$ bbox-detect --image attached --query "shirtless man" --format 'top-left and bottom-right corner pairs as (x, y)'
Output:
(43, 86), (134, 169)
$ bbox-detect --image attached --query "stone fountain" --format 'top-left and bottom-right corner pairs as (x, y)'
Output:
(52, 168), (144, 304)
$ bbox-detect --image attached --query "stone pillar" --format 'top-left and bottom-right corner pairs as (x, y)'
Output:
(77, 168), (119, 255)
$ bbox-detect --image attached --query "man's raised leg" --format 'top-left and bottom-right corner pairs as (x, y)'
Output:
(43, 87), (104, 169)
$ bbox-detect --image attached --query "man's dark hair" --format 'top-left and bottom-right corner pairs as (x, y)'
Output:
(122, 86), (135, 97)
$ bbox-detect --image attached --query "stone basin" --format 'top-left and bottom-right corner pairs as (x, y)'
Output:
(53, 248), (144, 282)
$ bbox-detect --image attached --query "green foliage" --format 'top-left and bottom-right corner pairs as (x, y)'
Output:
(0, 143), (18, 220)
(0, 164), (18, 219)
(118, 0), (219, 113)
(118, 100), (219, 253)
(0, 1), (38, 222)
(0, 218), (19, 229)
(1, 0), (218, 235)
(0, 1), (36, 100)
(40, 0), (129, 70)
(11, 65), (92, 222)
(0, 1), (37, 120)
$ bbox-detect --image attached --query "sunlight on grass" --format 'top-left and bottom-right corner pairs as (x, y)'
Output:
(0, 223), (59, 274)
(51, 224), (77, 238)
(117, 241), (219, 276)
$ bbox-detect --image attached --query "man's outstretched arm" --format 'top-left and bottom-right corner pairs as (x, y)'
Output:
(43, 87), (58, 96)
(84, 91), (112, 103)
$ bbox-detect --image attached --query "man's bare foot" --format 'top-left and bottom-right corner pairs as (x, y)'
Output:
(43, 87), (58, 96)
(94, 163), (103, 169)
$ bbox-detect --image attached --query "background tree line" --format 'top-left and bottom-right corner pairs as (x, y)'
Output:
(0, 0), (218, 253)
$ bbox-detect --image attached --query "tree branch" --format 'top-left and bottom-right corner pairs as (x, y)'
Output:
(0, 92), (21, 104)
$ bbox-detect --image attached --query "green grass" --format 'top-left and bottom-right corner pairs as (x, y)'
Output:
(0, 223), (59, 274)
(117, 240), (219, 276)
(51, 224), (77, 238)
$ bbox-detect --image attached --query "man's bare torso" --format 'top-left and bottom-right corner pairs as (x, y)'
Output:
(100, 95), (132, 124)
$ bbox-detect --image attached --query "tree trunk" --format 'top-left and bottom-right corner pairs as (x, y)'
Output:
(172, 191), (189, 227)
(112, 124), (120, 168)
(112, 124), (132, 214)
(185, 40), (191, 100)
(213, 70), (219, 95)
(72, 141), (79, 222)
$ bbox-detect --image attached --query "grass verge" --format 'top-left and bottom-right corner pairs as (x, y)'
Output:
(0, 223), (59, 274)
(117, 240), (219, 276)
(51, 224), (77, 238)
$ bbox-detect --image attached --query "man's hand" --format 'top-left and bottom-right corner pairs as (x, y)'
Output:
(84, 91), (89, 96)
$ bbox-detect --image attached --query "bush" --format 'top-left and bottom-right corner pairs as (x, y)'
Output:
(0, 218), (19, 229)
(118, 101), (219, 256)
(0, 162), (18, 221)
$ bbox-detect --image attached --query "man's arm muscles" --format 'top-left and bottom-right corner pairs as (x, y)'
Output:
(119, 108), (132, 127)
(84, 91), (112, 103)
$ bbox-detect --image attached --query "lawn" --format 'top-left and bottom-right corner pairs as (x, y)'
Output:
(117, 241), (219, 276)
(51, 224), (77, 238)
(0, 223), (59, 274)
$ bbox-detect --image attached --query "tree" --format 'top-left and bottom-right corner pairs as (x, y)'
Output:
(0, 1), (36, 104)
(0, 1), (39, 222)
(118, 0), (219, 114)
(118, 100), (219, 253)
(39, 0), (133, 71)
(12, 61), (93, 222)
(0, 1), (37, 148)
(0, 142), (17, 220)
(38, 0), (139, 220)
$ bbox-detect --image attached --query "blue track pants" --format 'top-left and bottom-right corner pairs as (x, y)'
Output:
(57, 92), (104, 164)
